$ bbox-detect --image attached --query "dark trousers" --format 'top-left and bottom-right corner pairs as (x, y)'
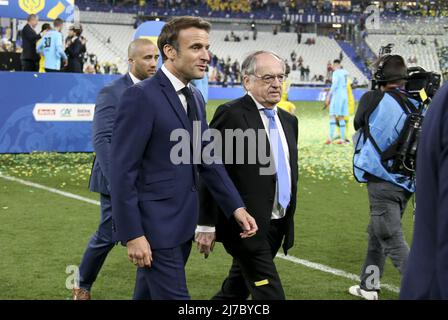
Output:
(213, 218), (286, 300)
(21, 59), (38, 72)
(45, 68), (59, 72)
(67, 59), (83, 73)
(78, 193), (115, 291)
(133, 240), (192, 300)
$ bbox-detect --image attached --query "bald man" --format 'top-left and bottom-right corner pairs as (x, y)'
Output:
(73, 39), (159, 300)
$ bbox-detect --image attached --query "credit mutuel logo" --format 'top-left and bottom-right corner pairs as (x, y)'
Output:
(33, 103), (95, 121)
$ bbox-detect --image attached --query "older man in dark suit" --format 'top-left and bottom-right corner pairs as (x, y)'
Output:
(73, 38), (159, 300)
(400, 82), (448, 299)
(198, 51), (299, 300)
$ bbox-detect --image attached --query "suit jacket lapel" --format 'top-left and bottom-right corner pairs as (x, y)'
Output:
(191, 87), (204, 121)
(242, 94), (265, 131)
(123, 73), (133, 87)
(156, 70), (192, 132)
(241, 95), (272, 166)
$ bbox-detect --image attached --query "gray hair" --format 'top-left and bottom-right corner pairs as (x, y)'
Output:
(241, 50), (285, 76)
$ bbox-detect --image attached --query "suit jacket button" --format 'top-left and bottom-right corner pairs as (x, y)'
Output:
(191, 186), (197, 192)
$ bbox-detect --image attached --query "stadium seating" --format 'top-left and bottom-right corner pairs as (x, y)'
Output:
(370, 16), (448, 36)
(82, 23), (134, 73)
(365, 34), (441, 75)
(209, 30), (368, 85)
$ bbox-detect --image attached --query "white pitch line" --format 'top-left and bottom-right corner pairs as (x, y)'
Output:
(276, 254), (399, 293)
(0, 173), (100, 206)
(1, 173), (400, 294)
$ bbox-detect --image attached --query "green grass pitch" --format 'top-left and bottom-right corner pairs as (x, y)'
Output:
(0, 100), (415, 299)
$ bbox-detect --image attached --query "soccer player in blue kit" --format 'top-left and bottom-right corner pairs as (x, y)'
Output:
(37, 18), (67, 72)
(325, 59), (349, 144)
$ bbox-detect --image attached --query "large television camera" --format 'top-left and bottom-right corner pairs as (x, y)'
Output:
(371, 43), (441, 102)
(405, 66), (441, 102)
(370, 44), (441, 177)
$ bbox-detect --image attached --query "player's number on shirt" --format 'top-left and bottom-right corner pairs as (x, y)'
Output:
(44, 37), (51, 48)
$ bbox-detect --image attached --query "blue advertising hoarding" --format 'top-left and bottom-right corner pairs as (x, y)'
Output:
(0, 72), (118, 153)
(0, 72), (366, 153)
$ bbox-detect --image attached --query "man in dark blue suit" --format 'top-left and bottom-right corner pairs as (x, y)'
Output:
(73, 39), (159, 300)
(400, 82), (448, 299)
(110, 16), (258, 300)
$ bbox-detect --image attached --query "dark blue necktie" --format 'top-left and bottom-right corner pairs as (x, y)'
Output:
(180, 86), (197, 125)
(262, 108), (291, 209)
(181, 86), (199, 188)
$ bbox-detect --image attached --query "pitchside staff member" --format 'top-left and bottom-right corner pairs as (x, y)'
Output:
(349, 54), (423, 300)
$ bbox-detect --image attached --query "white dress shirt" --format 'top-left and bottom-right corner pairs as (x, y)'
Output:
(161, 64), (190, 112)
(129, 72), (141, 84)
(196, 92), (292, 234)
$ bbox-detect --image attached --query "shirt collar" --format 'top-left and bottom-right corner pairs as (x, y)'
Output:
(248, 92), (278, 112)
(128, 72), (141, 84)
(161, 64), (190, 92)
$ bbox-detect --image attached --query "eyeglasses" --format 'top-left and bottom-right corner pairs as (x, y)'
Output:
(252, 74), (286, 84)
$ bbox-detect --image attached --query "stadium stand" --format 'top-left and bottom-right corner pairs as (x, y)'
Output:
(82, 23), (134, 72)
(365, 34), (441, 75)
(208, 30), (368, 85)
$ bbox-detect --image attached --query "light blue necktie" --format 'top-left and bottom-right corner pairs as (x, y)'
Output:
(262, 108), (291, 209)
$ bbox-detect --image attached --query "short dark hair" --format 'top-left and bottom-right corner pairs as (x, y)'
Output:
(157, 16), (211, 62)
(374, 54), (408, 85)
(333, 59), (341, 64)
(53, 18), (64, 28)
(70, 24), (82, 37)
(41, 23), (51, 33)
(27, 14), (37, 22)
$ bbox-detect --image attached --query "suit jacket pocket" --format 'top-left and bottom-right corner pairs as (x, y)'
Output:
(144, 171), (176, 184)
(138, 174), (175, 201)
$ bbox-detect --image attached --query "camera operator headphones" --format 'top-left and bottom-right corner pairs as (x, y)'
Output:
(374, 54), (408, 83)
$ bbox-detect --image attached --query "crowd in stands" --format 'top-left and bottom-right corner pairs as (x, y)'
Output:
(436, 43), (448, 80)
(208, 47), (358, 86)
(77, 0), (448, 19)
(208, 52), (241, 86)
(0, 25), (17, 53)
(407, 37), (427, 46)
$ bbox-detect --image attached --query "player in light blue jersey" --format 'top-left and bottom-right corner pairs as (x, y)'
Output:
(37, 18), (67, 72)
(325, 59), (349, 144)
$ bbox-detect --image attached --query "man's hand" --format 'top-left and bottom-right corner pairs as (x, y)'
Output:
(233, 208), (258, 238)
(63, 59), (68, 67)
(126, 235), (152, 268)
(195, 231), (216, 259)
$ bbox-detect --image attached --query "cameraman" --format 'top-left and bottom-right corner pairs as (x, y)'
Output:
(348, 54), (423, 300)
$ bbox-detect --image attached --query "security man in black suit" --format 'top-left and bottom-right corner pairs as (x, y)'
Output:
(20, 14), (41, 72)
(198, 50), (299, 300)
